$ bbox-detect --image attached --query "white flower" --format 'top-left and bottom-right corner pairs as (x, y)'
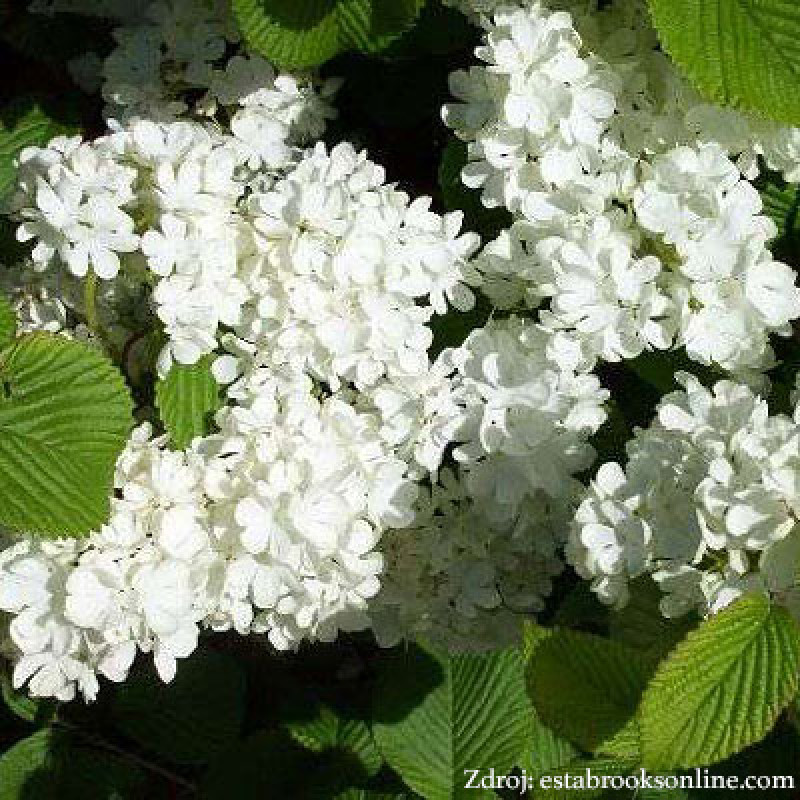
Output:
(569, 373), (800, 620)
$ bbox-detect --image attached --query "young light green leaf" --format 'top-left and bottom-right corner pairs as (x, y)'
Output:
(286, 703), (382, 777)
(0, 333), (133, 537)
(0, 728), (145, 800)
(233, 0), (426, 69)
(639, 593), (800, 771)
(373, 643), (529, 800)
(647, 0), (800, 125)
(113, 648), (246, 766)
(0, 99), (80, 207)
(527, 628), (655, 758)
(155, 356), (221, 450)
(0, 294), (15, 349)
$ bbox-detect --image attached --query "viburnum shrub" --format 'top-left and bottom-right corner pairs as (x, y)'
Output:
(0, 0), (799, 797)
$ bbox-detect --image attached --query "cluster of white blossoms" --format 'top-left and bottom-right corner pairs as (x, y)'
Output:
(567, 373), (800, 620)
(5, 0), (800, 700)
(443, 0), (800, 376)
(370, 317), (607, 649)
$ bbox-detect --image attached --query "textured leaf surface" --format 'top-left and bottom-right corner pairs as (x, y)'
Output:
(373, 644), (529, 799)
(0, 333), (133, 536)
(287, 704), (382, 777)
(647, 0), (800, 124)
(527, 628), (654, 757)
(155, 356), (221, 449)
(0, 728), (144, 800)
(233, 0), (426, 68)
(609, 578), (696, 658)
(0, 100), (79, 206)
(639, 594), (800, 770)
(518, 624), (578, 778)
(113, 649), (245, 766)
(0, 294), (15, 349)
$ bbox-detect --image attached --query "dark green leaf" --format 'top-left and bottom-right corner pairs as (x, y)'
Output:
(373, 643), (529, 800)
(527, 628), (655, 758)
(0, 728), (145, 800)
(113, 648), (245, 766)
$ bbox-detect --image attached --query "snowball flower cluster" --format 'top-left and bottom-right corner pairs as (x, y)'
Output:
(0, 425), (209, 701)
(219, 141), (480, 391)
(567, 373), (800, 619)
(370, 316), (608, 649)
(1, 130), (487, 697)
(444, 0), (800, 375)
(96, 0), (338, 139)
(0, 371), (420, 701)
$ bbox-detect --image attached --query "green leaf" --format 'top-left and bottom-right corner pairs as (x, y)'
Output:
(518, 624), (578, 779)
(0, 333), (133, 537)
(202, 729), (369, 800)
(759, 175), (800, 263)
(639, 593), (800, 771)
(155, 356), (221, 449)
(527, 628), (655, 758)
(0, 99), (80, 207)
(113, 648), (245, 766)
(233, 0), (427, 69)
(609, 578), (697, 658)
(0, 728), (145, 800)
(0, 294), (15, 349)
(373, 644), (530, 800)
(647, 0), (800, 125)
(287, 703), (382, 778)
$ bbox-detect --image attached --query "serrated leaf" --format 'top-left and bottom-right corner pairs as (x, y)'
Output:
(519, 624), (578, 779)
(0, 294), (15, 349)
(232, 0), (426, 69)
(155, 356), (221, 450)
(647, 0), (800, 125)
(0, 333), (133, 537)
(0, 99), (80, 207)
(372, 644), (529, 800)
(287, 703), (382, 777)
(233, 0), (340, 70)
(639, 593), (800, 771)
(337, 0), (427, 53)
(0, 728), (145, 800)
(527, 628), (655, 758)
(113, 648), (245, 766)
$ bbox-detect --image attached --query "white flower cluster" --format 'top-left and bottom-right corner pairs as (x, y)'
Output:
(1, 131), (492, 697)
(567, 373), (800, 619)
(443, 0), (800, 375)
(370, 316), (608, 649)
